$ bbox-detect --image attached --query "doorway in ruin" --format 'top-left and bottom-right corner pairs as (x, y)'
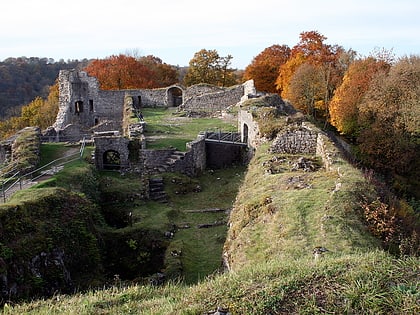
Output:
(103, 150), (121, 170)
(242, 123), (249, 144)
(167, 87), (183, 107)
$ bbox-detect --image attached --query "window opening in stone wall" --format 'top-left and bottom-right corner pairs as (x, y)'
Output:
(103, 150), (121, 170)
(89, 100), (93, 112)
(75, 101), (83, 114)
(243, 123), (249, 144)
(94, 118), (99, 125)
(138, 96), (142, 107)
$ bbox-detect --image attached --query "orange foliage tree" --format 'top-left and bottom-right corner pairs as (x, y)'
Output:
(243, 44), (291, 93)
(276, 31), (349, 119)
(357, 56), (420, 198)
(329, 57), (391, 137)
(85, 54), (178, 90)
(138, 55), (178, 87)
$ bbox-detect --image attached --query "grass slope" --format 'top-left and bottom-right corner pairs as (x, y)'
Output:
(2, 107), (419, 314)
(4, 135), (419, 314)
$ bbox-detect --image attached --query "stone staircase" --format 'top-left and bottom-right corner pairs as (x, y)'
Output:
(155, 151), (186, 173)
(149, 177), (168, 203)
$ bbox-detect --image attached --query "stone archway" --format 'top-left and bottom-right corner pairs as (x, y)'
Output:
(167, 86), (183, 107)
(103, 150), (121, 170)
(94, 137), (130, 170)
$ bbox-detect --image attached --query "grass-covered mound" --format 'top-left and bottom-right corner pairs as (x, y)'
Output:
(223, 143), (380, 270)
(0, 187), (104, 301)
(3, 251), (418, 314)
(4, 129), (419, 314)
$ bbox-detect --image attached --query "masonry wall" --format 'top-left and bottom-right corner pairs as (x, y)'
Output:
(205, 142), (245, 169)
(183, 84), (245, 112)
(269, 125), (318, 154)
(238, 109), (261, 149)
(94, 137), (130, 169)
(176, 136), (206, 176)
(140, 149), (176, 173)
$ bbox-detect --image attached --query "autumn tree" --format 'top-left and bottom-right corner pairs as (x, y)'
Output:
(184, 49), (237, 87)
(288, 63), (325, 117)
(138, 55), (178, 87)
(84, 54), (157, 90)
(357, 56), (420, 198)
(329, 57), (390, 137)
(0, 83), (59, 139)
(276, 31), (348, 119)
(243, 44), (291, 93)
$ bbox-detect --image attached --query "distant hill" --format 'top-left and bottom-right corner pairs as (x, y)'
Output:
(0, 57), (88, 118)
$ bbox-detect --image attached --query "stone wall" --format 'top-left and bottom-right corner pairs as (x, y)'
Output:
(182, 84), (245, 112)
(139, 136), (206, 177)
(238, 109), (261, 149)
(205, 142), (245, 169)
(316, 131), (342, 172)
(54, 70), (185, 139)
(177, 136), (206, 176)
(94, 136), (130, 170)
(269, 125), (318, 154)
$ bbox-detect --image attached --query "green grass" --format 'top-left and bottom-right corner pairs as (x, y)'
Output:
(142, 107), (237, 150)
(4, 252), (418, 314)
(38, 143), (77, 167)
(3, 106), (419, 314)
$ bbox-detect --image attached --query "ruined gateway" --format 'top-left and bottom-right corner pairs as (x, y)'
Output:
(47, 70), (257, 175)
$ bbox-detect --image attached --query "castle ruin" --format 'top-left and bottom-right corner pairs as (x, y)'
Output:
(48, 70), (256, 175)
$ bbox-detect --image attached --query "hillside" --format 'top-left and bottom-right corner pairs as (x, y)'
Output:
(0, 58), (86, 118)
(1, 102), (418, 314)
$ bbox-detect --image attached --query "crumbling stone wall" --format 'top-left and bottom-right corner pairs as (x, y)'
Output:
(174, 136), (206, 176)
(54, 70), (184, 138)
(182, 84), (245, 112)
(94, 137), (130, 170)
(269, 125), (318, 154)
(238, 109), (261, 149)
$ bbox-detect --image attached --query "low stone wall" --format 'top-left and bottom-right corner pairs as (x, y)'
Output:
(270, 125), (318, 154)
(316, 132), (342, 172)
(140, 149), (176, 173)
(183, 85), (244, 112)
(141, 136), (206, 177)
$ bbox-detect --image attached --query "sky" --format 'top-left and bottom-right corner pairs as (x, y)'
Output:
(0, 0), (419, 69)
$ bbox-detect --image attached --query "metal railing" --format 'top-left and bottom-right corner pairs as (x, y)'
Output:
(204, 131), (245, 145)
(1, 138), (89, 203)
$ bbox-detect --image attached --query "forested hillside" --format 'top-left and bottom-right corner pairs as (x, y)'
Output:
(0, 57), (87, 117)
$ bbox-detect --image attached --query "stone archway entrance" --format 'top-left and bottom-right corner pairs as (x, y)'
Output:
(103, 150), (121, 170)
(94, 137), (130, 170)
(167, 86), (183, 107)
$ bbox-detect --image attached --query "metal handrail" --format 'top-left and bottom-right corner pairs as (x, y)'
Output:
(1, 139), (89, 202)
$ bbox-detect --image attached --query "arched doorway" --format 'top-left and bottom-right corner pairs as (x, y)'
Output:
(167, 87), (183, 106)
(243, 123), (249, 144)
(103, 150), (121, 170)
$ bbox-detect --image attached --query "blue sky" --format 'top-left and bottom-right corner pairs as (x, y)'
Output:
(0, 0), (419, 68)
